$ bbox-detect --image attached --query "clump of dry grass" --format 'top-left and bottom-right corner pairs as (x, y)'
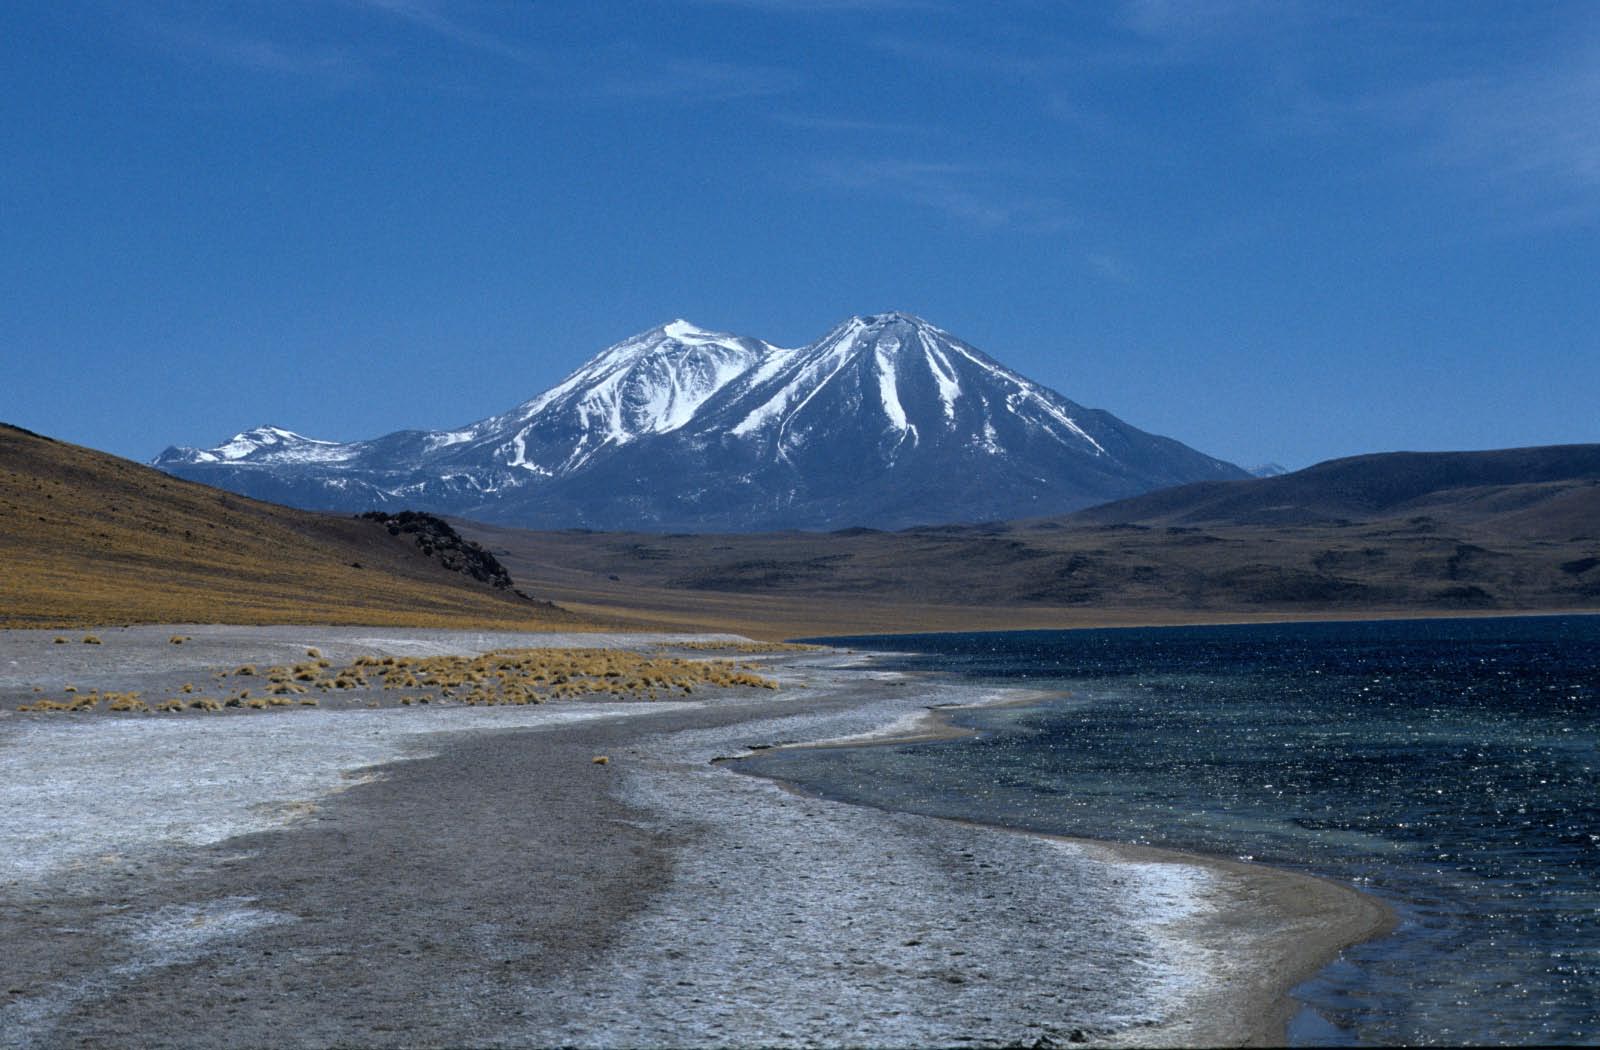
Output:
(17, 699), (72, 713)
(666, 640), (825, 654)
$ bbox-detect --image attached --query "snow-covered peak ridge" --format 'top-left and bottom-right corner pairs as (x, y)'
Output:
(658, 318), (764, 348)
(722, 310), (1110, 458)
(160, 313), (1104, 476)
(848, 310), (931, 327)
(225, 425), (323, 452)
(511, 320), (779, 417)
(173, 425), (355, 465)
(728, 314), (952, 442)
(469, 319), (786, 475)
(851, 316), (1108, 454)
(153, 311), (1253, 530)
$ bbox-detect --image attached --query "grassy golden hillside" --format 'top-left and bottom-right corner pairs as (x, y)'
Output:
(0, 424), (593, 630)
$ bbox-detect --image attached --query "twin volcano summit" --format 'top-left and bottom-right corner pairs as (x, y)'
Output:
(155, 313), (1249, 531)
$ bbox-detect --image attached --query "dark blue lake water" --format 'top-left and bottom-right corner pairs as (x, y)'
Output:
(745, 615), (1600, 1045)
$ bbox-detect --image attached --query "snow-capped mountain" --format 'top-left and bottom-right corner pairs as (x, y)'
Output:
(155, 313), (1249, 531)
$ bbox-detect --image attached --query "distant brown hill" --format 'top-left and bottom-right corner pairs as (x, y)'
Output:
(457, 445), (1600, 639)
(1072, 444), (1600, 532)
(0, 424), (592, 630)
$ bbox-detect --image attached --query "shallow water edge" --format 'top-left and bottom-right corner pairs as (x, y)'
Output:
(725, 676), (1399, 1047)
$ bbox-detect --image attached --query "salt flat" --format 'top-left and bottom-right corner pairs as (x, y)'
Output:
(0, 626), (1384, 1049)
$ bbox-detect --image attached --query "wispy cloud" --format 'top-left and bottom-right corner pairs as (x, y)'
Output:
(586, 57), (802, 102)
(866, 33), (1064, 80)
(686, 0), (939, 11)
(772, 112), (934, 135)
(1116, 0), (1299, 50)
(1085, 252), (1135, 284)
(1387, 51), (1600, 226)
(811, 158), (1073, 233)
(138, 4), (800, 107)
(347, 0), (534, 63)
(1116, 1), (1600, 225)
(154, 22), (374, 85)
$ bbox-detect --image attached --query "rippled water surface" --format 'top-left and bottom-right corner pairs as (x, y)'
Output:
(745, 616), (1600, 1045)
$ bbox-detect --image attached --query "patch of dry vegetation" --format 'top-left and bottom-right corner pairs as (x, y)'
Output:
(663, 640), (825, 654)
(13, 647), (778, 716)
(0, 424), (596, 630)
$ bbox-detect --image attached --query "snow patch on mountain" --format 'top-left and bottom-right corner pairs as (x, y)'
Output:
(920, 332), (963, 422)
(503, 429), (549, 474)
(978, 420), (1002, 455)
(425, 430), (474, 452)
(1006, 388), (1107, 455)
(730, 320), (859, 440)
(874, 342), (912, 438)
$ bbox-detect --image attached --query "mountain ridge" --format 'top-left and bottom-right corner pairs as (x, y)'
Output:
(156, 313), (1249, 531)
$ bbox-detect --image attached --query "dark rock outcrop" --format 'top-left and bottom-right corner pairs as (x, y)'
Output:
(359, 511), (515, 590)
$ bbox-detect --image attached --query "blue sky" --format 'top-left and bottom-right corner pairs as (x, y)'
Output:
(3, 1), (1596, 471)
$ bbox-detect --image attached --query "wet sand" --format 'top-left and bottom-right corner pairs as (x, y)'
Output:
(0, 627), (1392, 1048)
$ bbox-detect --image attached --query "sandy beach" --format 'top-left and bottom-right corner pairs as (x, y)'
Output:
(0, 627), (1391, 1048)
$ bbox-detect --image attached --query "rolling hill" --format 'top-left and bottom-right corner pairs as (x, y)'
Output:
(0, 423), (591, 630)
(1072, 445), (1600, 531)
(454, 445), (1600, 638)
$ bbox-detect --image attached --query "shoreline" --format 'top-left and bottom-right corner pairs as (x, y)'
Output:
(791, 604), (1600, 642)
(724, 681), (1399, 1047)
(2, 626), (1393, 1047)
(9, 605), (1596, 644)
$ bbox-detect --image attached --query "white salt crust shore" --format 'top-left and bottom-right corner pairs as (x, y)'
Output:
(0, 625), (740, 895)
(506, 679), (1229, 1048)
(0, 627), (1390, 1048)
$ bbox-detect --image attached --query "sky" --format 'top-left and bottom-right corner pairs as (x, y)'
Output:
(2, 0), (1597, 472)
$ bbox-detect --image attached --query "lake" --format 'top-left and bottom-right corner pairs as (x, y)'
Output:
(742, 615), (1600, 1045)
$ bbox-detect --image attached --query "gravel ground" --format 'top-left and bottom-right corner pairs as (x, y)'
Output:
(0, 627), (1389, 1049)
